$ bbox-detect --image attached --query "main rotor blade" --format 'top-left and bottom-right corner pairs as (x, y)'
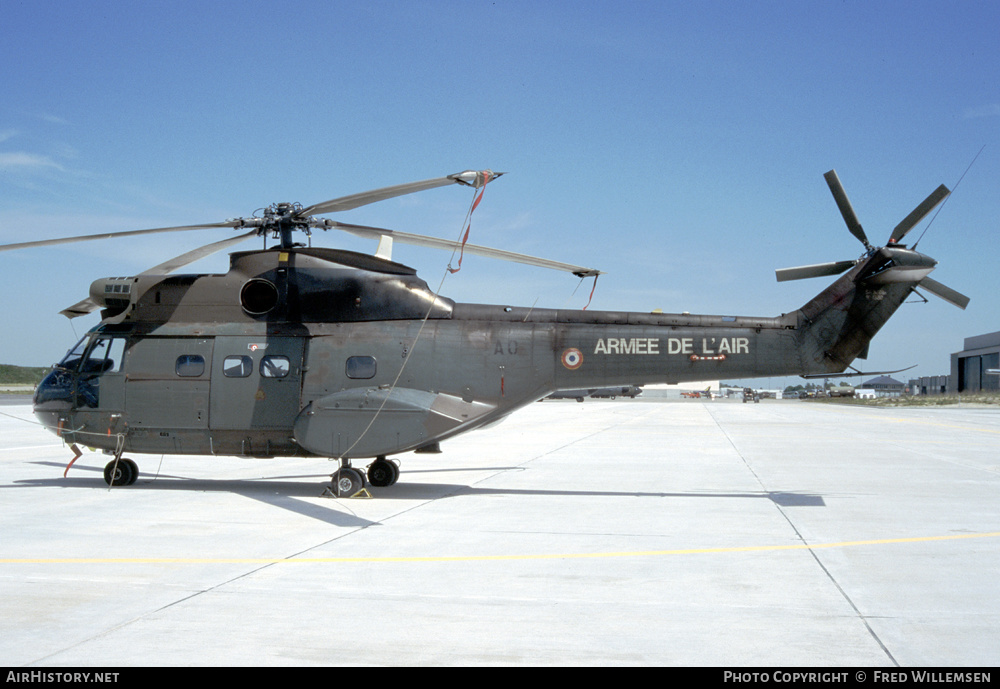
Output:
(0, 220), (242, 253)
(919, 277), (970, 309)
(299, 170), (502, 217)
(824, 169), (870, 248)
(58, 229), (260, 319)
(889, 184), (950, 244)
(775, 259), (857, 282)
(139, 229), (258, 275)
(330, 221), (601, 277)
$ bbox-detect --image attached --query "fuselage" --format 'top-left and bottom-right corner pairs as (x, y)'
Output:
(32, 244), (934, 460)
(32, 305), (807, 459)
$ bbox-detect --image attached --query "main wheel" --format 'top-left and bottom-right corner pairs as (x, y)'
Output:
(334, 467), (365, 496)
(104, 458), (138, 486)
(367, 458), (400, 487)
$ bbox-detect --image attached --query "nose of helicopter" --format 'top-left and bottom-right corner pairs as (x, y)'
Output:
(32, 368), (76, 433)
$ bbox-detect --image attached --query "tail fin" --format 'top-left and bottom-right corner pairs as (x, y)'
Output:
(778, 169), (968, 376)
(794, 247), (936, 374)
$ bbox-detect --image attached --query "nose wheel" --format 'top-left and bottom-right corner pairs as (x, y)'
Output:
(332, 466), (366, 497)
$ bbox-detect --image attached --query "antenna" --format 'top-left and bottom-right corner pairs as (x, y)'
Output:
(912, 144), (985, 249)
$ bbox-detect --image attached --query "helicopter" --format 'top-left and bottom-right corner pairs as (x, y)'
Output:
(2, 168), (968, 496)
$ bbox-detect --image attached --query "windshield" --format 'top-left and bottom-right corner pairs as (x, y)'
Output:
(56, 335), (126, 374)
(57, 336), (91, 371)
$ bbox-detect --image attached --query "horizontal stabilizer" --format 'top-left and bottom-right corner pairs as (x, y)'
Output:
(801, 364), (916, 379)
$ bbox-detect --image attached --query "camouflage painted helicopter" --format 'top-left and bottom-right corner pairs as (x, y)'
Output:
(1, 168), (968, 496)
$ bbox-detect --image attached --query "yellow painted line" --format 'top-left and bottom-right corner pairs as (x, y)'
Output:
(881, 416), (1000, 435)
(826, 406), (1000, 435)
(4, 531), (999, 565)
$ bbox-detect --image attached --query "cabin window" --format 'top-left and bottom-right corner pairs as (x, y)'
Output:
(346, 356), (377, 379)
(175, 354), (206, 377)
(223, 355), (253, 378)
(260, 355), (290, 378)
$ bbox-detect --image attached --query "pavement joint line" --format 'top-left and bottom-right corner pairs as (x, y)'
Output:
(5, 531), (999, 565)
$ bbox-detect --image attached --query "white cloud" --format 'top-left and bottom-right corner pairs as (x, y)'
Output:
(0, 152), (66, 172)
(37, 113), (71, 126)
(963, 103), (1000, 119)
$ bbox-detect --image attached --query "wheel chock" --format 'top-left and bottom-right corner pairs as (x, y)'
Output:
(321, 486), (373, 499)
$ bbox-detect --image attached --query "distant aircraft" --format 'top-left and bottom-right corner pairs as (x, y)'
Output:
(591, 385), (642, 399)
(546, 386), (642, 402)
(827, 384), (855, 398)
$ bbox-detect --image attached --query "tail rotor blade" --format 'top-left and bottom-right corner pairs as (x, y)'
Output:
(824, 170), (871, 249)
(775, 259), (857, 282)
(919, 277), (970, 310)
(889, 184), (950, 244)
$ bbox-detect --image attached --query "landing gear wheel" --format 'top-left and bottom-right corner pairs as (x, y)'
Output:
(334, 467), (365, 497)
(104, 458), (138, 486)
(367, 458), (400, 487)
(124, 459), (139, 484)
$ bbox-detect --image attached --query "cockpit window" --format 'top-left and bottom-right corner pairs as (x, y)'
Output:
(57, 336), (91, 371)
(40, 336), (127, 409)
(59, 336), (127, 374)
(84, 337), (126, 374)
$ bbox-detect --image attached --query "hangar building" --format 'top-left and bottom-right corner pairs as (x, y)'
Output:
(950, 331), (1000, 393)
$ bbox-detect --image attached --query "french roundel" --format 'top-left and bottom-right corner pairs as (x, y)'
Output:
(561, 348), (583, 370)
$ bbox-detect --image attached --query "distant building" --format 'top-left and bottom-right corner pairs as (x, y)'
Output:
(908, 375), (949, 396)
(862, 375), (905, 397)
(950, 331), (1000, 393)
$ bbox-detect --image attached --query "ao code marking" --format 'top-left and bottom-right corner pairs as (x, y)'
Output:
(594, 337), (750, 355)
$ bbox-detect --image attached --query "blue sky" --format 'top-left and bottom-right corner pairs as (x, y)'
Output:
(2, 0), (997, 388)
